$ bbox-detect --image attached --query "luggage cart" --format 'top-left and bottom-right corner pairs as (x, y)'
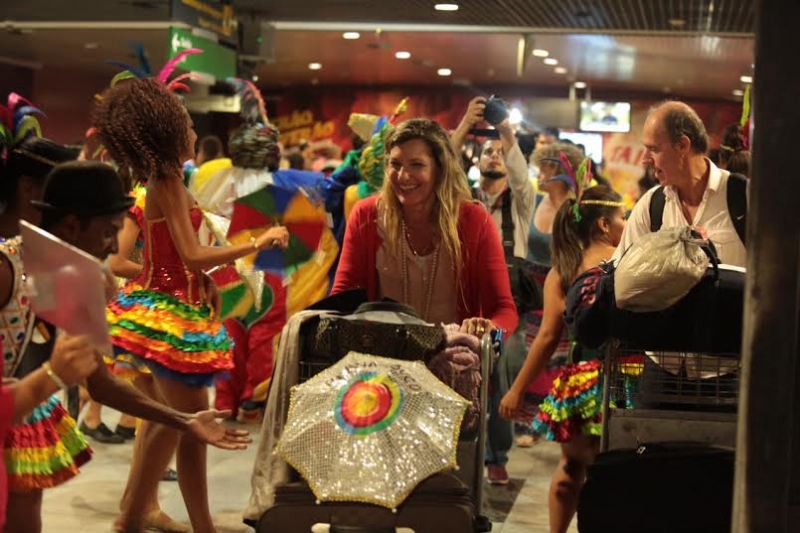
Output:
(580, 343), (740, 532)
(599, 342), (740, 452)
(257, 326), (498, 533)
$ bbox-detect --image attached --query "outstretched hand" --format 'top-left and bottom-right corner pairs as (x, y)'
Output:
(186, 409), (253, 450)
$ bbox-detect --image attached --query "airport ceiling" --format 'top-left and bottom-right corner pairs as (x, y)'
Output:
(1, 0), (756, 34)
(0, 0), (755, 100)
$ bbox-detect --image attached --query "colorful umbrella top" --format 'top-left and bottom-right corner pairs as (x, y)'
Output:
(228, 183), (328, 277)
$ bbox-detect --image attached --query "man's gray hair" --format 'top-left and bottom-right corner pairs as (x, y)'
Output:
(650, 101), (709, 154)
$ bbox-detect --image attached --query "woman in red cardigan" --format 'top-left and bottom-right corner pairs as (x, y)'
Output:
(332, 118), (518, 335)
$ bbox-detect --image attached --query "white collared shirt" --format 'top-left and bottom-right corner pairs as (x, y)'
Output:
(612, 159), (746, 378)
(613, 159), (746, 268)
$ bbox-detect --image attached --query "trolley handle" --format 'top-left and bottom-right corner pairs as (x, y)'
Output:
(312, 525), (415, 533)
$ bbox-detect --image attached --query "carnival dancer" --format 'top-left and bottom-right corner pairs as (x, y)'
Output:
(499, 179), (627, 533)
(105, 180), (189, 532)
(0, 141), (252, 533)
(93, 62), (289, 532)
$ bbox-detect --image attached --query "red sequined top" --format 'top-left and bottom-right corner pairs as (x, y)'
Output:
(131, 203), (209, 306)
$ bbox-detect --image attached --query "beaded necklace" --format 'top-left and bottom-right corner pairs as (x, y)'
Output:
(400, 220), (440, 322)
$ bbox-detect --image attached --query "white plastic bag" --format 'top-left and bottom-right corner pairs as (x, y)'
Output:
(614, 227), (710, 312)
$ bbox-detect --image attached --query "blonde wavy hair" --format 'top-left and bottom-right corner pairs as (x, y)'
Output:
(379, 118), (472, 281)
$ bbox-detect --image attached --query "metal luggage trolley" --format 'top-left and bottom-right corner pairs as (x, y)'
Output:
(296, 331), (499, 533)
(598, 342), (740, 452)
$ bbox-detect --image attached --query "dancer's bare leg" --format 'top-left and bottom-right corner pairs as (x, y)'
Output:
(155, 375), (217, 533)
(548, 434), (600, 533)
(114, 418), (180, 532)
(6, 490), (43, 533)
(116, 373), (185, 533)
(82, 398), (103, 428)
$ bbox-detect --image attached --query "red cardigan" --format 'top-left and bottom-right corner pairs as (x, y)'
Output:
(332, 196), (518, 333)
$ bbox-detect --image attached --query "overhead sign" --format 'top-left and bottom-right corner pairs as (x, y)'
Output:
(169, 26), (236, 80)
(171, 0), (236, 42)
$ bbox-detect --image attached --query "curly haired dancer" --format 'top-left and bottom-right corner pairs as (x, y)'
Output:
(94, 71), (288, 531)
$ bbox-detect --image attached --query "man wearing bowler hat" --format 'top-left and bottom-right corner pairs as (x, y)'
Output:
(2, 161), (250, 533)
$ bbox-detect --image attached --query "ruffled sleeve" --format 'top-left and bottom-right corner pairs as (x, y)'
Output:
(128, 184), (147, 228)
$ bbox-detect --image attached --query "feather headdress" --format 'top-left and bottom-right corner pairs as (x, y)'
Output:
(740, 84), (752, 150)
(0, 93), (45, 161)
(225, 78), (280, 170)
(227, 77), (269, 125)
(102, 42), (202, 93)
(556, 151), (579, 195)
(356, 96), (410, 192)
(575, 157), (594, 198)
(88, 43), (204, 158)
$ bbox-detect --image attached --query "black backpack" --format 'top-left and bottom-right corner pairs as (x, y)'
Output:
(648, 173), (748, 245)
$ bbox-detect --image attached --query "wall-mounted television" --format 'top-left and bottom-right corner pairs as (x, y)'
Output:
(558, 131), (604, 162)
(579, 101), (631, 133)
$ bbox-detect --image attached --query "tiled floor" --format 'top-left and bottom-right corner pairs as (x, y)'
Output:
(42, 408), (575, 533)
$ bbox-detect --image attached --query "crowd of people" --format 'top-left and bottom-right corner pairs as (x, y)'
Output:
(0, 53), (751, 533)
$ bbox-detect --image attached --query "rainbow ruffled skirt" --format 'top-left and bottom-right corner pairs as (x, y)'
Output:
(4, 395), (92, 492)
(107, 284), (234, 388)
(533, 359), (604, 443)
(103, 349), (151, 383)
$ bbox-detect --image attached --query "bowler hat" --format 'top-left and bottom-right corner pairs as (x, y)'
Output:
(31, 161), (135, 216)
(7, 137), (81, 181)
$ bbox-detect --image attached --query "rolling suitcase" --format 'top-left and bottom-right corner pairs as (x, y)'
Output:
(577, 442), (734, 533)
(257, 473), (475, 533)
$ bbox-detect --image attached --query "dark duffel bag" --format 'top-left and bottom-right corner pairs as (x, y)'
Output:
(300, 298), (480, 433)
(610, 264), (745, 353)
(578, 442), (734, 533)
(256, 473), (476, 533)
(565, 260), (745, 353)
(302, 300), (447, 365)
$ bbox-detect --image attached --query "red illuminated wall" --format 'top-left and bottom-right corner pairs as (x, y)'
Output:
(29, 67), (111, 144)
(265, 85), (742, 202)
(6, 73), (741, 163)
(266, 85), (741, 151)
(0, 64), (35, 105)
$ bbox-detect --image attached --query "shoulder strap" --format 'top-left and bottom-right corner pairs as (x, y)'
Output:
(648, 186), (666, 232)
(726, 173), (748, 246)
(500, 187), (514, 260)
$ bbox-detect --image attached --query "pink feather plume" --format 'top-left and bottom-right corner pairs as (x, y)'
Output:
(158, 48), (203, 84)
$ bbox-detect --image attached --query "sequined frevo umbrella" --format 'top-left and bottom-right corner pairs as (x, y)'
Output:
(275, 351), (470, 509)
(227, 183), (327, 277)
